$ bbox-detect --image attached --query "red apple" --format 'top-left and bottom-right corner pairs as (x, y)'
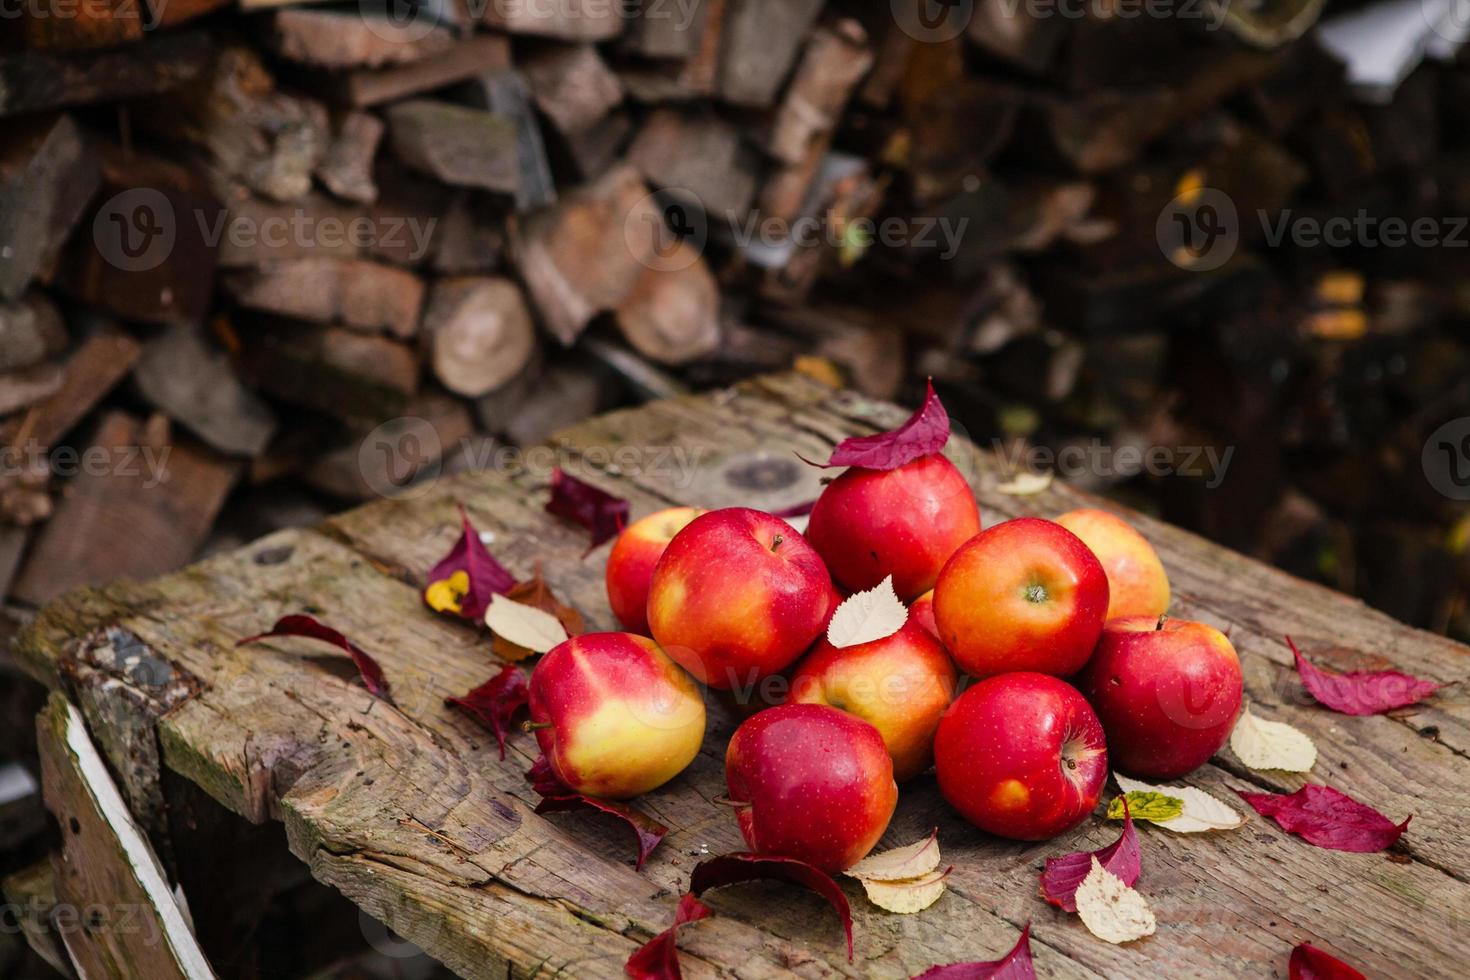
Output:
(934, 672), (1107, 840)
(805, 453), (981, 601)
(790, 620), (958, 781)
(909, 589), (939, 643)
(1078, 616), (1243, 779)
(1055, 508), (1170, 621)
(932, 517), (1109, 678)
(605, 506), (702, 634)
(725, 703), (897, 871)
(647, 508), (833, 690)
(529, 632), (706, 799)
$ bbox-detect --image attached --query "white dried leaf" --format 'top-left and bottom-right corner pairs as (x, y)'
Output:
(861, 867), (950, 914)
(826, 575), (907, 649)
(1075, 857), (1156, 944)
(1229, 705), (1317, 773)
(484, 594), (568, 654)
(995, 471), (1053, 496)
(846, 830), (940, 882)
(1114, 774), (1245, 833)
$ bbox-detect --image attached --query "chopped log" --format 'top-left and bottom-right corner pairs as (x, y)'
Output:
(223, 257), (425, 338)
(678, 0), (727, 94)
(858, 13), (915, 108)
(12, 414), (239, 605)
(717, 0), (823, 108)
(0, 115), (100, 302)
(335, 34), (511, 107)
(241, 324), (419, 421)
(757, 305), (905, 399)
(935, 174), (1097, 276)
(898, 53), (1022, 202)
(626, 108), (758, 220)
(267, 8), (456, 68)
(213, 194), (366, 268)
(0, 328), (143, 450)
(316, 111), (384, 204)
(768, 21), (873, 165)
(513, 164), (662, 344)
(615, 246), (722, 365)
(303, 390), (475, 501)
(386, 100), (520, 194)
(624, 0), (708, 59)
(133, 324), (279, 457)
(364, 161), (450, 267)
(0, 364), (65, 417)
(522, 43), (625, 138)
(480, 0), (624, 41)
(17, 0), (145, 54)
(618, 65), (702, 104)
(0, 31), (214, 119)
(421, 277), (537, 397)
(563, 111), (632, 179)
(0, 295), (67, 373)
(431, 192), (508, 274)
(459, 70), (558, 212)
(478, 359), (619, 446)
(146, 0), (231, 28)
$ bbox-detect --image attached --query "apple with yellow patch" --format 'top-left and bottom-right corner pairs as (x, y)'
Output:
(934, 672), (1107, 840)
(647, 507), (833, 689)
(790, 620), (958, 781)
(528, 632), (706, 799)
(604, 507), (702, 634)
(1055, 508), (1170, 620)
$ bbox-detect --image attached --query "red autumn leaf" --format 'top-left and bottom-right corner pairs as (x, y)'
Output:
(689, 852), (853, 961)
(1236, 784), (1410, 852)
(911, 923), (1035, 979)
(1040, 798), (1141, 912)
(1289, 942), (1367, 980)
(238, 614), (392, 704)
(425, 505), (515, 620)
(526, 756), (669, 870)
(1286, 636), (1440, 716)
(444, 664), (528, 759)
(800, 378), (950, 471)
(769, 499), (816, 518)
(624, 893), (711, 980)
(546, 469), (630, 550)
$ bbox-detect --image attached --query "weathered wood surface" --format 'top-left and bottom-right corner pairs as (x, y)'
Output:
(16, 374), (1470, 978)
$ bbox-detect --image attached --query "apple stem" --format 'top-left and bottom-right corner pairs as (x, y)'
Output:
(1155, 614), (1169, 631)
(770, 534), (784, 553)
(522, 721), (553, 732)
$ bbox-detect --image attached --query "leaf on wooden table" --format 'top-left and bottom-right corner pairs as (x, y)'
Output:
(1237, 784), (1410, 853)
(625, 893), (711, 980)
(492, 571), (585, 661)
(799, 378), (950, 471)
(995, 471), (1053, 496)
(1075, 857), (1156, 945)
(546, 468), (630, 550)
(444, 663), (528, 758)
(486, 592), (569, 656)
(1114, 774), (1246, 832)
(846, 829), (940, 881)
(768, 499), (816, 518)
(526, 755), (670, 870)
(238, 614), (392, 703)
(1106, 791), (1182, 823)
(1229, 704), (1317, 772)
(827, 575), (907, 648)
(861, 866), (952, 914)
(424, 504), (515, 620)
(690, 853), (853, 960)
(1289, 942), (1367, 980)
(1043, 798), (1141, 912)
(911, 923), (1035, 979)
(1286, 636), (1441, 716)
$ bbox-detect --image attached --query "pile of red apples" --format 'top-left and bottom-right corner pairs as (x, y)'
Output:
(528, 407), (1243, 874)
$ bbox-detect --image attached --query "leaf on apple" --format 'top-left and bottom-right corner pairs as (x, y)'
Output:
(845, 829), (941, 881)
(799, 378), (950, 471)
(238, 614), (392, 704)
(1286, 636), (1441, 716)
(994, 470), (1054, 496)
(1042, 798), (1141, 912)
(1236, 784), (1410, 853)
(827, 575), (908, 649)
(1105, 792), (1182, 823)
(1289, 942), (1367, 980)
(546, 468), (630, 551)
(624, 892), (711, 980)
(444, 664), (528, 759)
(424, 505), (516, 620)
(1075, 856), (1156, 944)
(860, 866), (952, 914)
(912, 922), (1036, 979)
(1114, 774), (1246, 833)
(486, 592), (569, 656)
(1229, 703), (1317, 773)
(492, 571), (585, 661)
(526, 756), (670, 870)
(690, 853), (854, 960)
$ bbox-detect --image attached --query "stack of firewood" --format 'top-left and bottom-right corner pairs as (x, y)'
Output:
(1, 0), (1468, 641)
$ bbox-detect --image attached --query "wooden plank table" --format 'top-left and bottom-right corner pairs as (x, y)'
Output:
(15, 374), (1470, 978)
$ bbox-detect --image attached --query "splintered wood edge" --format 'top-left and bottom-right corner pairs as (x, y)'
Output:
(40, 695), (215, 980)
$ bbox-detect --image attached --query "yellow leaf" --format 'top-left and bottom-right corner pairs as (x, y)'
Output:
(861, 867), (950, 914)
(425, 570), (470, 615)
(827, 575), (908, 649)
(485, 594), (568, 654)
(1229, 704), (1317, 773)
(1075, 857), (1156, 944)
(846, 830), (940, 882)
(995, 471), (1053, 496)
